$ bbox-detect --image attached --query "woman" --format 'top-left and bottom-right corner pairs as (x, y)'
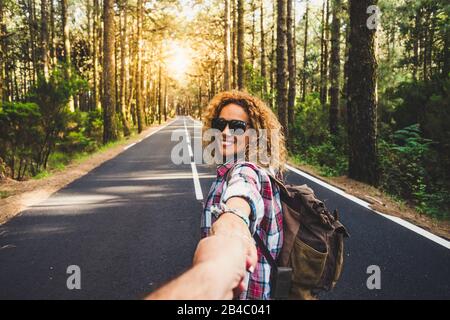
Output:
(200, 90), (287, 300)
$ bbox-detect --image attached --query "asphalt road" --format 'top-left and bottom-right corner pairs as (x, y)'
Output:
(1, 116), (449, 299)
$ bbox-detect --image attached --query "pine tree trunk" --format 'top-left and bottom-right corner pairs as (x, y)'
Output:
(444, 22), (450, 76)
(158, 63), (162, 124)
(120, 1), (130, 136)
(342, 16), (350, 125)
(329, 0), (341, 135)
(260, 0), (267, 97)
(50, 0), (57, 67)
(40, 0), (49, 79)
(102, 0), (118, 143)
(232, 0), (237, 89)
(320, 0), (330, 106)
(347, 0), (379, 185)
(276, 0), (288, 139)
(270, 0), (276, 108)
(61, 0), (71, 75)
(93, 0), (100, 110)
(164, 75), (168, 121)
(61, 0), (74, 111)
(135, 0), (144, 132)
(237, 0), (244, 89)
(0, 0), (4, 102)
(287, 0), (296, 147)
(301, 1), (309, 102)
(413, 14), (419, 80)
(26, 0), (37, 87)
(224, 0), (232, 91)
(251, 0), (256, 68)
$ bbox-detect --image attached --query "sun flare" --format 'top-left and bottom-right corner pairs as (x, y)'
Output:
(165, 41), (193, 82)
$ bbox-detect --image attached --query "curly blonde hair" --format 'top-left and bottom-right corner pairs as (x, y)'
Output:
(202, 90), (287, 173)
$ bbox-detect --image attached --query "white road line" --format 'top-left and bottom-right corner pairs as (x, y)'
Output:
(190, 162), (204, 200)
(286, 165), (371, 209)
(123, 142), (136, 150)
(184, 118), (203, 200)
(287, 164), (450, 249)
(188, 118), (450, 249)
(376, 212), (450, 249)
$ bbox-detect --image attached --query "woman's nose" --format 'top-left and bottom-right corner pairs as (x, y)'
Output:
(222, 124), (231, 136)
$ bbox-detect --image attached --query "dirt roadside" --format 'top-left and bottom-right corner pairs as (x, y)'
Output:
(0, 119), (174, 225)
(288, 161), (450, 241)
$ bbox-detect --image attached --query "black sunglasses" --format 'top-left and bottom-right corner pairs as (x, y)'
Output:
(211, 117), (248, 135)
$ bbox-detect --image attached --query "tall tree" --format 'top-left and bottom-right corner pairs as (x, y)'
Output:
(320, 0), (330, 105)
(0, 0), (4, 102)
(40, 0), (50, 79)
(232, 0), (237, 89)
(347, 0), (379, 185)
(61, 0), (71, 76)
(301, 0), (309, 102)
(329, 0), (341, 135)
(135, 0), (144, 132)
(250, 0), (256, 67)
(102, 0), (118, 143)
(158, 62), (162, 124)
(26, 0), (38, 86)
(287, 0), (296, 147)
(61, 0), (73, 111)
(119, 0), (130, 136)
(237, 0), (244, 89)
(260, 0), (267, 97)
(224, 0), (232, 90)
(93, 0), (100, 110)
(276, 0), (288, 138)
(270, 0), (276, 108)
(50, 0), (57, 67)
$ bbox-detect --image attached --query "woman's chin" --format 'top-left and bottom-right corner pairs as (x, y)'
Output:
(218, 147), (246, 162)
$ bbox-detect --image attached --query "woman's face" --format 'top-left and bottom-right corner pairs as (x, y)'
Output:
(216, 103), (250, 159)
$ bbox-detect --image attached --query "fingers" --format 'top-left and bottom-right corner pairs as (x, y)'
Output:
(246, 239), (258, 273)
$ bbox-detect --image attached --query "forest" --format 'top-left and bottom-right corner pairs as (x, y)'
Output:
(0, 0), (449, 220)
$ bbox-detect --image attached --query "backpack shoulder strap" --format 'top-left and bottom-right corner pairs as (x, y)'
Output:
(253, 232), (278, 271)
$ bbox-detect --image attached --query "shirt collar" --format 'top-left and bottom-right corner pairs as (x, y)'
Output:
(216, 159), (237, 178)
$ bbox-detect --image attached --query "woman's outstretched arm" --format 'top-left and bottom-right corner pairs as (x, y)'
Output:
(146, 233), (257, 300)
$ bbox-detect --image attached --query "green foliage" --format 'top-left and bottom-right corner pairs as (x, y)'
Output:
(59, 110), (102, 154)
(244, 63), (272, 104)
(379, 124), (449, 220)
(378, 75), (450, 219)
(27, 68), (87, 172)
(0, 66), (89, 179)
(291, 93), (329, 149)
(0, 102), (42, 180)
(290, 93), (347, 177)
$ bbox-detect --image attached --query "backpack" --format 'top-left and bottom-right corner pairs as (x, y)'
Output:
(225, 162), (350, 300)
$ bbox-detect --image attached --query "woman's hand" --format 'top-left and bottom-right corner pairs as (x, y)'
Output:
(211, 197), (258, 294)
(192, 234), (253, 299)
(148, 233), (255, 300)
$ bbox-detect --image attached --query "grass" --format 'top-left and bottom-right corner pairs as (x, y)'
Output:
(33, 170), (52, 180)
(0, 190), (11, 199)
(289, 154), (343, 178)
(32, 131), (138, 180)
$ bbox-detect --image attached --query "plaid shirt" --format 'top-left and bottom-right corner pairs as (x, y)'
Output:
(201, 160), (284, 300)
